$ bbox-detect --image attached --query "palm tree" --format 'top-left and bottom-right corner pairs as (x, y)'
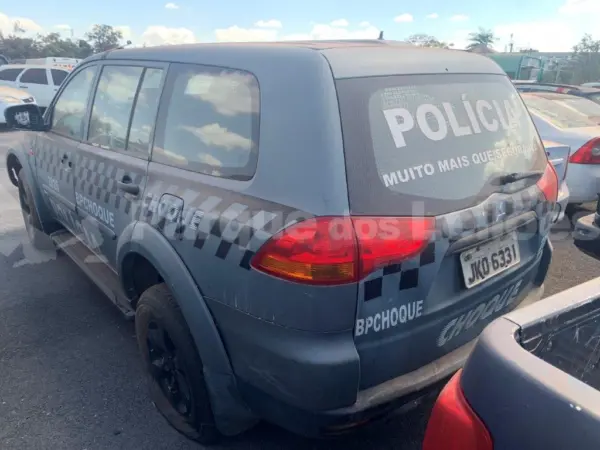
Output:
(467, 28), (497, 50)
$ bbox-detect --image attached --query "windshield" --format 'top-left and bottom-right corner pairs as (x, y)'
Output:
(522, 94), (600, 128)
(337, 73), (547, 216)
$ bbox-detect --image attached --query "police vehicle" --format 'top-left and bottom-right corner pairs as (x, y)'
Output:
(4, 40), (558, 444)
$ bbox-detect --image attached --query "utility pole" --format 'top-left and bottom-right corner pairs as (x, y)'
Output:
(509, 33), (514, 53)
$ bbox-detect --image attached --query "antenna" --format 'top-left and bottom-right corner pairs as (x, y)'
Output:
(378, 31), (384, 40)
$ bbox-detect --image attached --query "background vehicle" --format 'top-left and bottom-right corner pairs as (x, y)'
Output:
(0, 86), (36, 127)
(519, 91), (600, 205)
(423, 276), (600, 450)
(582, 82), (600, 88)
(515, 80), (600, 105)
(0, 64), (69, 110)
(4, 40), (558, 444)
(543, 140), (570, 222)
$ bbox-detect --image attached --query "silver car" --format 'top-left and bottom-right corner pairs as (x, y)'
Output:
(521, 92), (600, 205)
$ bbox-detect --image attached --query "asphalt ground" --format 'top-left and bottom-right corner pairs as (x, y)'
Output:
(1, 130), (599, 450)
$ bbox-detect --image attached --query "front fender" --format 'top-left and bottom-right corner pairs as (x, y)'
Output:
(5, 136), (56, 234)
(118, 221), (257, 435)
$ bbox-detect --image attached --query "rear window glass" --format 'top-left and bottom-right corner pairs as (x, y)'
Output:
(522, 94), (600, 128)
(337, 74), (546, 215)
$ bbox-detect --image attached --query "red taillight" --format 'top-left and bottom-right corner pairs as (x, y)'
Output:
(250, 216), (435, 285)
(569, 138), (600, 164)
(536, 163), (559, 203)
(423, 370), (493, 450)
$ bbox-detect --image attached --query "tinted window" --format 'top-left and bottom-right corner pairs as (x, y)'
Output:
(522, 94), (600, 128)
(337, 74), (547, 216)
(0, 68), (23, 81)
(127, 68), (164, 156)
(52, 65), (97, 139)
(20, 69), (48, 85)
(153, 64), (259, 180)
(51, 69), (69, 86)
(88, 66), (143, 150)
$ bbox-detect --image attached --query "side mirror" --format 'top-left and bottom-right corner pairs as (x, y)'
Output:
(4, 104), (47, 131)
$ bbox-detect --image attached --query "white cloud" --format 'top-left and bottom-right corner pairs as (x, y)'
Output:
(359, 21), (371, 27)
(559, 0), (600, 14)
(283, 22), (380, 40)
(254, 19), (282, 28)
(450, 14), (469, 22)
(394, 14), (414, 23)
(114, 25), (132, 40)
(215, 25), (278, 42)
(186, 123), (252, 151)
(54, 24), (71, 31)
(141, 26), (196, 46)
(426, 13), (439, 19)
(494, 21), (580, 52)
(165, 2), (179, 9)
(330, 19), (349, 27)
(0, 13), (42, 35)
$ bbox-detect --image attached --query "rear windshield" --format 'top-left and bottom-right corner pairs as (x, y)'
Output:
(337, 74), (547, 216)
(522, 94), (600, 128)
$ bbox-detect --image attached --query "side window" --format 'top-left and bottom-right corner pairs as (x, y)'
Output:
(88, 66), (144, 151)
(153, 63), (260, 180)
(19, 69), (49, 85)
(51, 69), (69, 86)
(0, 68), (24, 81)
(51, 65), (97, 139)
(127, 68), (164, 157)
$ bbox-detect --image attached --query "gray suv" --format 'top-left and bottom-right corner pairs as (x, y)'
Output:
(4, 40), (557, 444)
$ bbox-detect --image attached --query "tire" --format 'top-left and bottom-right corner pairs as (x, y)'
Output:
(135, 283), (220, 445)
(17, 169), (54, 250)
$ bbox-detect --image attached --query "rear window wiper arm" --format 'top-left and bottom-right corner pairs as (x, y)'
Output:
(490, 170), (544, 186)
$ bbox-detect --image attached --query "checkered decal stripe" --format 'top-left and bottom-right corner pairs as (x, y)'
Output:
(360, 185), (547, 303)
(36, 141), (72, 184)
(74, 154), (145, 215)
(141, 183), (281, 271)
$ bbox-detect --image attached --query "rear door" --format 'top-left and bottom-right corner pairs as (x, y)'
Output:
(74, 62), (165, 268)
(16, 67), (52, 107)
(336, 73), (554, 388)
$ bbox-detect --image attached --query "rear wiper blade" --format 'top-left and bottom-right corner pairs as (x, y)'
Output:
(490, 170), (544, 186)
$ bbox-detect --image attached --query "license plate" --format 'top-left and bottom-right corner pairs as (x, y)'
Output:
(460, 232), (521, 289)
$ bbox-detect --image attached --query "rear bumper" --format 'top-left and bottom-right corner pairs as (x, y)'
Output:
(565, 164), (600, 204)
(234, 283), (546, 437)
(208, 241), (551, 437)
(555, 182), (569, 223)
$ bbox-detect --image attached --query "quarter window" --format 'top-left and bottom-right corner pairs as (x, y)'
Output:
(88, 66), (144, 151)
(153, 63), (260, 180)
(51, 65), (97, 139)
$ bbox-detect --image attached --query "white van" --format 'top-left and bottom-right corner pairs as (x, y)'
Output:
(0, 64), (70, 110)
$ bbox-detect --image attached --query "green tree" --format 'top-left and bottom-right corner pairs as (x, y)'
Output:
(0, 32), (42, 60)
(467, 28), (497, 50)
(406, 33), (452, 48)
(572, 34), (600, 83)
(85, 24), (123, 53)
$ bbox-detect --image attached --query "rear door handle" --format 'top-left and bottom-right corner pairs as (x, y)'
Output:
(117, 177), (140, 195)
(18, 85), (28, 89)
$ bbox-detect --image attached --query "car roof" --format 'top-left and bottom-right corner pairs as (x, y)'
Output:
(0, 64), (63, 70)
(87, 40), (506, 79)
(520, 91), (582, 100)
(514, 81), (600, 94)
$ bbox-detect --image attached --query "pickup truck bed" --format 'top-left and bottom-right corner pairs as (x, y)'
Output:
(424, 277), (600, 450)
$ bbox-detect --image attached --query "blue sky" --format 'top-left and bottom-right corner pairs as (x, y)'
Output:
(0, 0), (598, 51)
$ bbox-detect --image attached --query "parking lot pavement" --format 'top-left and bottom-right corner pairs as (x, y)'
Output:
(2, 131), (600, 449)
